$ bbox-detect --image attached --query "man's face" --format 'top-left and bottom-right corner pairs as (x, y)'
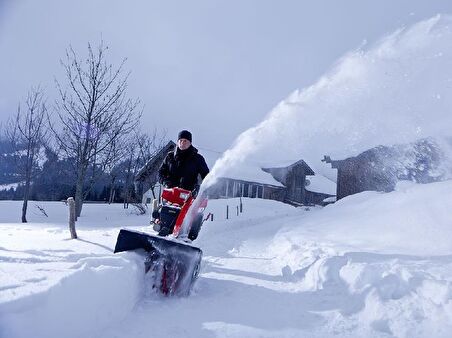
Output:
(177, 138), (191, 150)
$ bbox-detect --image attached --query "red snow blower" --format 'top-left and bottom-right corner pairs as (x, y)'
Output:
(114, 187), (208, 296)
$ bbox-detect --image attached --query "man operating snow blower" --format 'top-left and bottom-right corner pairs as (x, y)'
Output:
(159, 130), (209, 193)
(113, 130), (210, 296)
(151, 130), (210, 240)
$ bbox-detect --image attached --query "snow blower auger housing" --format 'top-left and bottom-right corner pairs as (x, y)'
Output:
(114, 229), (202, 296)
(114, 187), (208, 296)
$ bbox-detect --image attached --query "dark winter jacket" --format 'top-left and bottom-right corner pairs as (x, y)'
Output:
(158, 145), (209, 191)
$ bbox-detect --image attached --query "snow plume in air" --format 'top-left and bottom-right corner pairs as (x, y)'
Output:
(204, 14), (452, 189)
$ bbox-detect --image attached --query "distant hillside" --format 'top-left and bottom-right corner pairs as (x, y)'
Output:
(0, 141), (138, 202)
(0, 139), (24, 186)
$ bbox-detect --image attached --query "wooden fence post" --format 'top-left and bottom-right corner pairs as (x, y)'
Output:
(236, 206), (239, 216)
(226, 205), (229, 220)
(67, 197), (77, 239)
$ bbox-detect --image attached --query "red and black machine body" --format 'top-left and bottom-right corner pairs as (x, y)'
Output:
(153, 187), (208, 240)
(114, 187), (208, 296)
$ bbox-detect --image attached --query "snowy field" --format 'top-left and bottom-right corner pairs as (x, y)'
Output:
(1, 180), (452, 338)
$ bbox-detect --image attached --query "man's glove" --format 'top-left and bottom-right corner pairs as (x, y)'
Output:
(162, 180), (174, 188)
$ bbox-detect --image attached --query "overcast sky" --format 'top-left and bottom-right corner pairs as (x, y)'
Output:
(1, 0), (452, 152)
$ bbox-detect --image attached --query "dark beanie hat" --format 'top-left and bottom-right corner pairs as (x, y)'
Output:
(178, 130), (192, 142)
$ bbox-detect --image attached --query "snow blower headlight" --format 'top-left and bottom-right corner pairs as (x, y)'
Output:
(179, 192), (190, 201)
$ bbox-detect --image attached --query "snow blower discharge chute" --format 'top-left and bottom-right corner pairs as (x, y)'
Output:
(114, 187), (208, 296)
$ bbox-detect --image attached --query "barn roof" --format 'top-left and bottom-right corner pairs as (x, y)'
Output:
(262, 159), (315, 175)
(200, 148), (284, 187)
(305, 175), (336, 195)
(219, 162), (285, 187)
(134, 141), (175, 182)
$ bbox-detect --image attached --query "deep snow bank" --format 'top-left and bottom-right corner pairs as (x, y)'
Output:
(257, 180), (452, 337)
(272, 179), (452, 257)
(1, 253), (143, 338)
(0, 202), (149, 338)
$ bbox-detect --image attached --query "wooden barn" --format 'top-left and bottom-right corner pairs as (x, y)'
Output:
(262, 160), (313, 205)
(262, 160), (335, 205)
(134, 140), (175, 204)
(323, 138), (444, 200)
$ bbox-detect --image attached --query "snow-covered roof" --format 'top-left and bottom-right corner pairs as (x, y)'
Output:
(259, 159), (302, 168)
(200, 148), (284, 187)
(220, 163), (285, 187)
(305, 175), (336, 195)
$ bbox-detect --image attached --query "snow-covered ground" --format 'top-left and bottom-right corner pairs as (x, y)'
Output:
(1, 179), (452, 338)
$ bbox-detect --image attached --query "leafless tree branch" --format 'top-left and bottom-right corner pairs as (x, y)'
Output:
(52, 41), (142, 218)
(7, 86), (48, 222)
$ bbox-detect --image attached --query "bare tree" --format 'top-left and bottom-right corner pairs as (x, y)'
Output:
(7, 87), (48, 222)
(52, 41), (141, 218)
(121, 128), (167, 208)
(103, 138), (121, 204)
(122, 135), (138, 209)
(101, 128), (166, 206)
(136, 128), (167, 164)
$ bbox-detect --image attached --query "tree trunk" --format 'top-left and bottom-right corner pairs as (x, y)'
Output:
(75, 165), (87, 219)
(109, 189), (115, 204)
(21, 197), (28, 223)
(22, 167), (31, 222)
(108, 188), (113, 204)
(123, 159), (132, 209)
(21, 151), (32, 223)
(75, 186), (83, 220)
(108, 176), (116, 204)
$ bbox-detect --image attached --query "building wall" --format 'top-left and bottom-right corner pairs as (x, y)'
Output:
(333, 139), (445, 200)
(284, 166), (308, 203)
(205, 177), (285, 202)
(263, 163), (315, 204)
